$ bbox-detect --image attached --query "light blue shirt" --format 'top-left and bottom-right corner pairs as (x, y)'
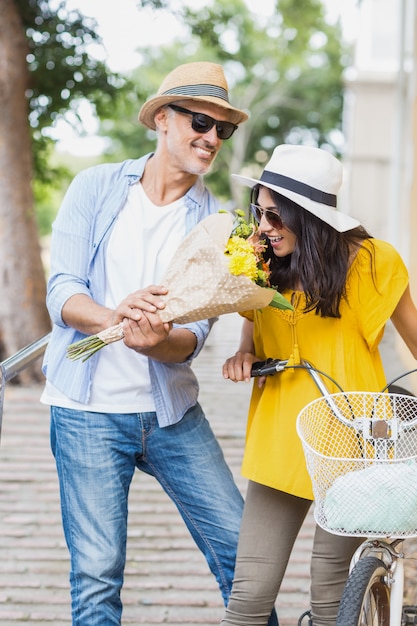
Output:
(42, 154), (221, 427)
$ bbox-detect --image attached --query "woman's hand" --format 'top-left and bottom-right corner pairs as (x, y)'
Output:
(222, 319), (266, 386)
(223, 351), (264, 385)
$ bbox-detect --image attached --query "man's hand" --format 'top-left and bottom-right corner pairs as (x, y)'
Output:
(122, 310), (172, 353)
(110, 286), (168, 326)
(117, 287), (197, 363)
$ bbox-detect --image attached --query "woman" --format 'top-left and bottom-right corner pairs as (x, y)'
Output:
(220, 144), (417, 626)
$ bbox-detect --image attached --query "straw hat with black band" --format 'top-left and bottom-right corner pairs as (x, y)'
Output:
(139, 61), (248, 130)
(232, 144), (360, 233)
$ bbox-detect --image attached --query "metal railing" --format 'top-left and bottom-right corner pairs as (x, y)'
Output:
(0, 333), (51, 440)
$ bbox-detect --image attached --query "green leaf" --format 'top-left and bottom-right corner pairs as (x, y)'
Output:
(268, 290), (294, 311)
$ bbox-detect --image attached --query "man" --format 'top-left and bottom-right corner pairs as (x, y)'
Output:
(41, 61), (275, 626)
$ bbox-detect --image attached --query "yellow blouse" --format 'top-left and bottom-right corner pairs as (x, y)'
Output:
(240, 239), (409, 500)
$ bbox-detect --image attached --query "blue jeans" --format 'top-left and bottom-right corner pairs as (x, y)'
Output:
(50, 403), (245, 625)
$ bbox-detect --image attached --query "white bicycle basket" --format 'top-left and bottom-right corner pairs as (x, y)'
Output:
(296, 391), (417, 538)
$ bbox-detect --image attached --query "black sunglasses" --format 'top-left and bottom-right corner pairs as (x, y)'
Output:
(168, 104), (238, 140)
(250, 203), (284, 229)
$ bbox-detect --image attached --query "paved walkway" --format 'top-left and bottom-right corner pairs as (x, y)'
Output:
(0, 314), (416, 625)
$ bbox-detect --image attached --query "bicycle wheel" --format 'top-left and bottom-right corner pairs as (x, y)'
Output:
(336, 556), (390, 626)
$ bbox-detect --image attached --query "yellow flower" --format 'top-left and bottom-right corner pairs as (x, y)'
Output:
(222, 216), (292, 311)
(223, 209), (271, 287)
(225, 236), (259, 281)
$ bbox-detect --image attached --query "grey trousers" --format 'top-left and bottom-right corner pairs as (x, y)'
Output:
(221, 481), (362, 626)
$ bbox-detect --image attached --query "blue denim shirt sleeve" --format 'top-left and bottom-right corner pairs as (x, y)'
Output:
(46, 169), (103, 327)
(42, 155), (223, 427)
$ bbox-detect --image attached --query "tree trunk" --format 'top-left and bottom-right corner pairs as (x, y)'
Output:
(0, 0), (51, 382)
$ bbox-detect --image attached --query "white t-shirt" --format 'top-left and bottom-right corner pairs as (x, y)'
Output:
(41, 181), (188, 412)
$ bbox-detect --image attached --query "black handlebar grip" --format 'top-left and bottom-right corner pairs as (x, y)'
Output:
(251, 359), (280, 377)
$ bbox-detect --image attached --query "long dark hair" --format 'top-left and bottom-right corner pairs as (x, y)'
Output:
(251, 185), (373, 317)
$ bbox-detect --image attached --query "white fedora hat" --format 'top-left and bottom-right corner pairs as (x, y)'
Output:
(233, 144), (360, 233)
(139, 62), (248, 130)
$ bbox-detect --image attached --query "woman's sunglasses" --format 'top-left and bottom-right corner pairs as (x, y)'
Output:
(250, 203), (284, 229)
(168, 104), (238, 140)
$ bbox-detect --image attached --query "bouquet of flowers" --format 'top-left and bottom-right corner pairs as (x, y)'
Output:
(66, 211), (293, 362)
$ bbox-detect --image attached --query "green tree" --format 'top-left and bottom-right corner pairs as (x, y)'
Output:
(99, 0), (348, 207)
(0, 0), (127, 374)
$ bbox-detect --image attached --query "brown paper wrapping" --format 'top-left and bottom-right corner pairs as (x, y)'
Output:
(158, 213), (275, 324)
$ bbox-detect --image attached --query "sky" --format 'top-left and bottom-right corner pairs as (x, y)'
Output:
(64, 0), (289, 74)
(53, 0), (359, 156)
(63, 0), (358, 74)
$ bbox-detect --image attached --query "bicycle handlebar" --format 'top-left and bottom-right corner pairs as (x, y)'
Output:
(250, 358), (289, 377)
(251, 358), (341, 396)
(250, 358), (417, 432)
(251, 359), (417, 395)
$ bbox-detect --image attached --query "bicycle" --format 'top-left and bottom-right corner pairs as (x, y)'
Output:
(251, 358), (417, 626)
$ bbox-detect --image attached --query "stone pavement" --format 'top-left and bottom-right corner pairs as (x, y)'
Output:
(0, 314), (416, 625)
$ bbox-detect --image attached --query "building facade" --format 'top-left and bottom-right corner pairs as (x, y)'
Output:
(341, 0), (417, 371)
